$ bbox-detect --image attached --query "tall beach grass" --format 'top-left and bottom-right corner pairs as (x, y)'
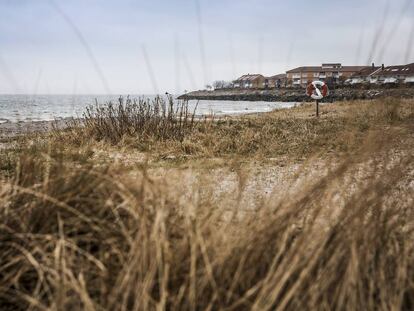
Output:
(0, 97), (413, 310)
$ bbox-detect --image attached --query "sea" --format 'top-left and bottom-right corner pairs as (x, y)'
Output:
(0, 95), (297, 123)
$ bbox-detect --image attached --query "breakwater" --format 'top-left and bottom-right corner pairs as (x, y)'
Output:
(178, 87), (414, 102)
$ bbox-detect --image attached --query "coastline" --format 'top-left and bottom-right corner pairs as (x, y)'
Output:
(0, 118), (72, 139)
(178, 86), (414, 102)
(1, 88), (411, 140)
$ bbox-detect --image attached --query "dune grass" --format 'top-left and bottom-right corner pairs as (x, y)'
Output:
(0, 97), (413, 310)
(54, 97), (413, 162)
(65, 95), (198, 144)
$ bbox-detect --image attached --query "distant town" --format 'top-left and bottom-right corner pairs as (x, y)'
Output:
(204, 62), (414, 91)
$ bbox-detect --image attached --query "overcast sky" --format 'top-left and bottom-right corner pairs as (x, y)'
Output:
(0, 0), (413, 94)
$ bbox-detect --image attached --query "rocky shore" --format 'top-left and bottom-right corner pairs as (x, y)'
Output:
(178, 86), (414, 102)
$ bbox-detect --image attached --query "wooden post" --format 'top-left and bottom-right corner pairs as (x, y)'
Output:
(316, 100), (319, 117)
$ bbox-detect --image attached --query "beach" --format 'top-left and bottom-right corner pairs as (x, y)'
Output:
(1, 97), (413, 310)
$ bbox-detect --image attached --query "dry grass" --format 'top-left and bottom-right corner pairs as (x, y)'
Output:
(0, 98), (413, 310)
(64, 95), (198, 145)
(56, 97), (413, 162)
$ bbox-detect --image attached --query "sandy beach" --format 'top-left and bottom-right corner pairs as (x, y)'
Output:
(0, 118), (73, 138)
(1, 97), (413, 310)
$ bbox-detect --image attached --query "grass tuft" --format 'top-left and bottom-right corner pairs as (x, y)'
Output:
(68, 95), (198, 144)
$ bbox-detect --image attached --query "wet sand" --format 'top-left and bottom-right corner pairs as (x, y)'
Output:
(0, 119), (72, 139)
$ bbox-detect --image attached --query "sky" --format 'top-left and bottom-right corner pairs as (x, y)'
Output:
(0, 0), (413, 94)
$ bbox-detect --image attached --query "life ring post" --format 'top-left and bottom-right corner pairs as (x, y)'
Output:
(306, 81), (329, 118)
(316, 99), (319, 117)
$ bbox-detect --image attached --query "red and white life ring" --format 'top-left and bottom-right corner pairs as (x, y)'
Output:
(306, 81), (329, 100)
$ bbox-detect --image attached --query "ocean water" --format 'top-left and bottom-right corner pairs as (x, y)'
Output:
(0, 95), (297, 123)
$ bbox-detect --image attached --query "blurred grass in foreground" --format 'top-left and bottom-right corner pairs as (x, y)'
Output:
(0, 97), (413, 310)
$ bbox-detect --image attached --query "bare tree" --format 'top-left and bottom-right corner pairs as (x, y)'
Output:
(212, 80), (232, 90)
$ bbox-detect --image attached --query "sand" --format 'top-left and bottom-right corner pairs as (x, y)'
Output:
(0, 118), (72, 138)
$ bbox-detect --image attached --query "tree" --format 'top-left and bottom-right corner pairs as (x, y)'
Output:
(212, 80), (232, 90)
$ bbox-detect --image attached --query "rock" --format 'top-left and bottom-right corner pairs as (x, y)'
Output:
(179, 87), (414, 103)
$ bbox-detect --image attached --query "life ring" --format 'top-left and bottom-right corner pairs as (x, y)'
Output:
(306, 81), (329, 100)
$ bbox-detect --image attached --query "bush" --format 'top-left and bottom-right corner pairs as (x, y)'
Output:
(78, 96), (198, 144)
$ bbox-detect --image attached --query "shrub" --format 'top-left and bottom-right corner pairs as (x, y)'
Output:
(78, 96), (198, 144)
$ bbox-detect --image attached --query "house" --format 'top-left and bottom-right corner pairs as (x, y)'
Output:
(235, 74), (287, 89)
(233, 74), (266, 89)
(286, 63), (367, 88)
(371, 63), (414, 85)
(266, 74), (287, 88)
(347, 64), (382, 85)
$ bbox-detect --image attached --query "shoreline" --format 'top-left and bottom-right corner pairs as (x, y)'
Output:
(0, 104), (297, 138)
(178, 86), (414, 102)
(0, 90), (410, 139)
(0, 118), (73, 139)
